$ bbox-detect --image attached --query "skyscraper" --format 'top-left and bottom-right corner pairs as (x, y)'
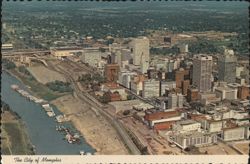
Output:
(192, 55), (213, 92)
(168, 93), (177, 109)
(218, 49), (237, 83)
(130, 37), (150, 66)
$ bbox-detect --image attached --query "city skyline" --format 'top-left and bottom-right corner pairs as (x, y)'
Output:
(1, 1), (249, 163)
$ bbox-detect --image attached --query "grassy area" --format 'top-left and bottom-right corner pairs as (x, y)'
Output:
(1, 128), (12, 155)
(11, 69), (68, 101)
(1, 122), (34, 155)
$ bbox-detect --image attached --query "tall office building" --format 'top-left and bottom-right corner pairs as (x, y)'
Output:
(168, 93), (177, 109)
(130, 37), (150, 66)
(142, 79), (160, 98)
(141, 61), (149, 74)
(177, 94), (184, 108)
(192, 55), (213, 92)
(218, 49), (237, 83)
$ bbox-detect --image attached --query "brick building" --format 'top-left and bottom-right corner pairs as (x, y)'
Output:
(238, 85), (250, 99)
(104, 64), (120, 82)
(187, 88), (199, 102)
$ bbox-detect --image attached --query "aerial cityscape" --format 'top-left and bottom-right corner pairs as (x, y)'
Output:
(1, 1), (249, 156)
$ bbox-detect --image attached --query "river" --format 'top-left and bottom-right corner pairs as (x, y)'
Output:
(1, 71), (95, 155)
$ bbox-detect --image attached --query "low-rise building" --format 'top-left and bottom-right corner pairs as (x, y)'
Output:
(215, 86), (237, 100)
(50, 47), (83, 58)
(132, 103), (154, 111)
(172, 120), (201, 133)
(206, 120), (223, 133)
(221, 126), (245, 141)
(171, 131), (217, 149)
(101, 82), (127, 100)
(144, 111), (182, 127)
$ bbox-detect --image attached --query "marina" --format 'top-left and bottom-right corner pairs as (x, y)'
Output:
(42, 104), (56, 117)
(11, 84), (46, 104)
(56, 114), (70, 123)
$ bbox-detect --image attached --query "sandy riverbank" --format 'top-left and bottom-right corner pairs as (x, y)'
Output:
(51, 94), (129, 155)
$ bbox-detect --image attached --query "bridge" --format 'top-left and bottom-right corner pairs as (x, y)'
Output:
(2, 50), (50, 56)
(2, 53), (49, 67)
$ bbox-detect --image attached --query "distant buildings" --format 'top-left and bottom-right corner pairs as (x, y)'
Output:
(50, 47), (83, 58)
(130, 37), (150, 66)
(218, 49), (237, 83)
(80, 50), (102, 68)
(177, 44), (189, 54)
(192, 55), (213, 92)
(2, 43), (13, 51)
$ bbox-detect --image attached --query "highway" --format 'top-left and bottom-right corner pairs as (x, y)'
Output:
(47, 60), (141, 155)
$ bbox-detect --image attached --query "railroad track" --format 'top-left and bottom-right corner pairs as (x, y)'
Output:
(48, 61), (141, 155)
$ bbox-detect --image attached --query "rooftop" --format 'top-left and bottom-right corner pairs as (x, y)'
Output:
(145, 111), (180, 121)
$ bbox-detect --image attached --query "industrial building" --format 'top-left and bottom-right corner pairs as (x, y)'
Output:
(144, 111), (182, 127)
(50, 47), (84, 58)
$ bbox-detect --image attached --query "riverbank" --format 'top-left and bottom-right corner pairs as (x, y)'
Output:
(4, 68), (65, 101)
(51, 94), (129, 154)
(2, 71), (95, 154)
(3, 68), (128, 154)
(1, 101), (35, 155)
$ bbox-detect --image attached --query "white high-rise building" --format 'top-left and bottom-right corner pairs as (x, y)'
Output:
(118, 71), (137, 89)
(218, 49), (237, 83)
(192, 55), (213, 92)
(142, 79), (160, 98)
(177, 94), (184, 108)
(141, 61), (149, 74)
(168, 93), (177, 109)
(130, 37), (150, 66)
